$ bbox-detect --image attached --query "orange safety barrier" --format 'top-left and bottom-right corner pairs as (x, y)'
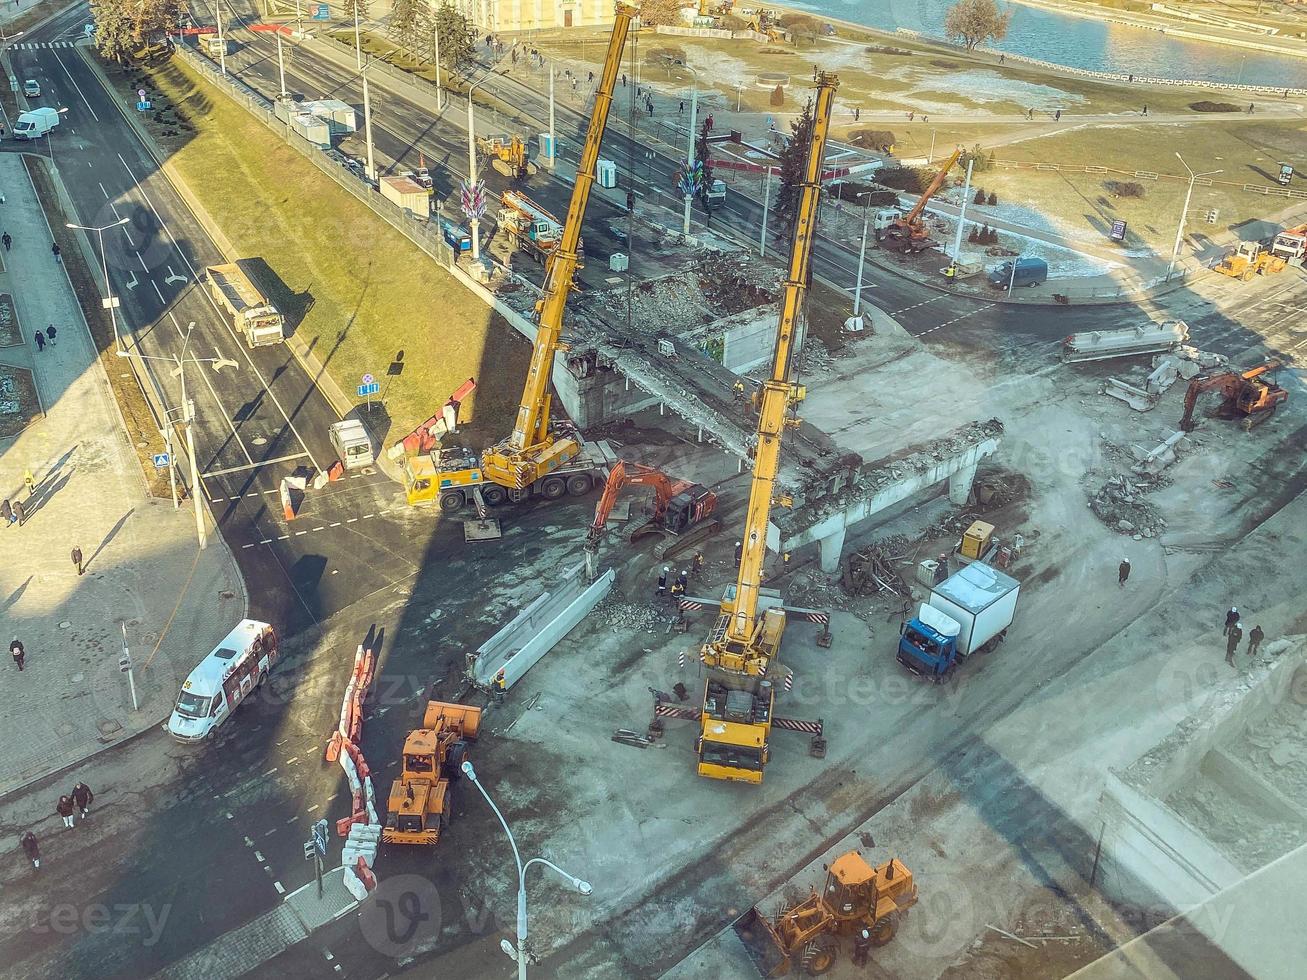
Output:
(328, 460), (345, 482)
(353, 856), (377, 891)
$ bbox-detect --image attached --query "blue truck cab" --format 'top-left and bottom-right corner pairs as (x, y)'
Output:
(897, 562), (1020, 682)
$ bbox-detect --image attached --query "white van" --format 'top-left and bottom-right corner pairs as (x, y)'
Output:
(12, 107), (60, 140)
(166, 620), (279, 741)
(329, 418), (374, 470)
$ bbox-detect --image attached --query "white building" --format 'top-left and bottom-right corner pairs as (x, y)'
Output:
(454, 0), (615, 31)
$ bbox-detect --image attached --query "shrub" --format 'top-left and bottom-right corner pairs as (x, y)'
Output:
(1188, 101), (1240, 112)
(866, 45), (913, 56)
(968, 227), (979, 243)
(770, 84), (784, 107)
(877, 165), (934, 193)
(1105, 180), (1145, 198)
(987, 191), (998, 206)
(988, 228), (999, 244)
(974, 188), (986, 204)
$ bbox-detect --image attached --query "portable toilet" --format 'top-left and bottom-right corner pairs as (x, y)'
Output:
(597, 159), (617, 189)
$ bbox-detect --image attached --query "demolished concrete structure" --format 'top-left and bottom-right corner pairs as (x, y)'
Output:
(771, 419), (1005, 572)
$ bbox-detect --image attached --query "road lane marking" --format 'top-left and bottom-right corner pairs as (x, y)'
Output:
(254, 850), (265, 862)
(51, 48), (100, 121)
(201, 451), (310, 477)
(166, 310), (255, 466)
(136, 251), (149, 272)
(273, 881), (285, 894)
(98, 182), (109, 198)
(116, 151), (321, 471)
(151, 280), (165, 302)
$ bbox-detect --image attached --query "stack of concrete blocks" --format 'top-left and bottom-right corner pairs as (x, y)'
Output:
(324, 643), (382, 901)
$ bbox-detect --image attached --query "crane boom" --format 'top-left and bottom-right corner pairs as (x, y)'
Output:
(898, 146), (962, 229)
(704, 71), (839, 675)
(481, 4), (634, 490)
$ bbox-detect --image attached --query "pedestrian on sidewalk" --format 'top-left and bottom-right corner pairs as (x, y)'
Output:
(1118, 557), (1131, 587)
(1223, 606), (1239, 636)
(2, 232), (11, 251)
(24, 469), (36, 496)
(854, 107), (860, 122)
(72, 782), (94, 818)
(72, 546), (83, 575)
(1027, 107), (1033, 120)
(57, 795), (75, 829)
(1248, 103), (1255, 114)
(908, 111), (914, 121)
(11, 637), (25, 671)
(51, 242), (61, 263)
(1248, 625), (1265, 658)
(1, 499), (12, 525)
(13, 498), (25, 526)
(20, 831), (40, 870)
(999, 54), (1005, 65)
(33, 330), (45, 352)
(1225, 622), (1243, 666)
(45, 323), (56, 346)
(678, 100), (684, 116)
(922, 114), (929, 123)
(1054, 109), (1061, 121)
(1142, 105), (1148, 116)
(1128, 74), (1134, 82)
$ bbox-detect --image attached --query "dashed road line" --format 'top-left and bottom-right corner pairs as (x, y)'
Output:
(285, 756), (300, 765)
(917, 303), (997, 337)
(891, 296), (946, 317)
(306, 804), (320, 813)
(273, 881), (285, 895)
(254, 850), (265, 862)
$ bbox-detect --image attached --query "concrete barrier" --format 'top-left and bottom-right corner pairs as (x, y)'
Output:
(466, 562), (616, 690)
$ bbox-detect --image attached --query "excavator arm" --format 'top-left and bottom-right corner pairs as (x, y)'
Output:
(703, 71), (839, 672)
(481, 4), (635, 489)
(586, 461), (689, 548)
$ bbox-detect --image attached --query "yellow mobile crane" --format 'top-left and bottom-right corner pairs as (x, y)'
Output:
(402, 6), (634, 513)
(653, 73), (839, 784)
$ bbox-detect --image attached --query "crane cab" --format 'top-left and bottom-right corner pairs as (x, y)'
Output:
(664, 484), (716, 534)
(697, 681), (773, 783)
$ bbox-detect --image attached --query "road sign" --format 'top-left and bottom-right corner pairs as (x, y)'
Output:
(1109, 219), (1128, 242)
(152, 453), (171, 468)
(138, 89), (146, 100)
(312, 818), (329, 856)
(357, 382), (380, 397)
(312, 3), (331, 19)
(362, 373), (375, 385)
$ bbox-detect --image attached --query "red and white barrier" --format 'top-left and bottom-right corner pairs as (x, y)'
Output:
(323, 642), (383, 900)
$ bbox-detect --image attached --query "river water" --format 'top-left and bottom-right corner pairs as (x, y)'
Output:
(787, 0), (1307, 88)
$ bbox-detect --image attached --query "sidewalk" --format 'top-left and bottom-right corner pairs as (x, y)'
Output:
(0, 153), (245, 800)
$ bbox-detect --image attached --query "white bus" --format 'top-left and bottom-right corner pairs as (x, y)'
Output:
(166, 620), (279, 742)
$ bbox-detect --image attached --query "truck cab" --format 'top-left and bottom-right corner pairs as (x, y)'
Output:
(897, 603), (963, 680)
(697, 681), (772, 783)
(704, 178), (727, 208)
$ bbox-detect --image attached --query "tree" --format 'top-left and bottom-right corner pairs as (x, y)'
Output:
(944, 0), (1011, 51)
(390, 0), (422, 48)
(89, 0), (181, 63)
(411, 2), (475, 72)
(769, 83), (784, 107)
(776, 96), (814, 232)
(696, 117), (715, 201)
(987, 191), (998, 205)
(973, 187), (985, 204)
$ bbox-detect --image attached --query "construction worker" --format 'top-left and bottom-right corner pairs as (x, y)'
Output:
(934, 553), (949, 585)
(734, 541), (743, 568)
(691, 551), (704, 578)
(672, 568), (688, 597)
(1118, 557), (1131, 587)
(1226, 622), (1243, 667)
(493, 670), (508, 702)
(852, 927), (872, 967)
(657, 566), (669, 598)
(732, 380), (745, 402)
(1248, 625), (1265, 658)
(1223, 607), (1239, 636)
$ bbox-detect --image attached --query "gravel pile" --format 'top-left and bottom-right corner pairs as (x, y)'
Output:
(1089, 475), (1168, 538)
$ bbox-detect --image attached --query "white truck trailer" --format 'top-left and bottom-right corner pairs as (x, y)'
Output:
(205, 263), (285, 348)
(897, 561), (1020, 680)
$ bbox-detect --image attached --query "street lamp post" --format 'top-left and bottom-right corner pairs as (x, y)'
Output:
(65, 217), (130, 349)
(214, 0), (227, 76)
(1168, 152), (1221, 282)
(433, 20), (443, 110)
(361, 61), (377, 181)
(462, 761), (591, 980)
(467, 73), (490, 260)
(852, 192), (871, 316)
(950, 156), (975, 268)
(759, 165), (773, 258)
(276, 28), (288, 98)
(353, 0), (363, 69)
(118, 322), (237, 545)
(679, 63), (700, 237)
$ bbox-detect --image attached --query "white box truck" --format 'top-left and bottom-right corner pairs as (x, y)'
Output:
(379, 175), (431, 218)
(897, 561), (1019, 681)
(205, 263), (286, 347)
(12, 107), (60, 140)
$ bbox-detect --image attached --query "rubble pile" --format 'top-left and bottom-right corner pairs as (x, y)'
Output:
(585, 274), (713, 334)
(843, 534), (912, 597)
(1090, 475), (1168, 538)
(798, 337), (834, 377)
(695, 250), (780, 315)
(594, 592), (662, 632)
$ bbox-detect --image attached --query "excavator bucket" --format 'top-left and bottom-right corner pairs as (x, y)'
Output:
(732, 906), (791, 978)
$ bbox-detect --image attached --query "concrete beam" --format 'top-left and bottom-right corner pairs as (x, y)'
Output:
(770, 425), (1003, 573)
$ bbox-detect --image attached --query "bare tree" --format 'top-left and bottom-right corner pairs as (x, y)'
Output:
(943, 0), (1011, 51)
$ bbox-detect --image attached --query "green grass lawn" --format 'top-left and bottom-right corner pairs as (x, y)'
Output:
(102, 53), (532, 446)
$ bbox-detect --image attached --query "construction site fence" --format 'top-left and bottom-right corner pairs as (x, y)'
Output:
(894, 29), (1307, 97)
(173, 43), (456, 270)
(988, 158), (1307, 199)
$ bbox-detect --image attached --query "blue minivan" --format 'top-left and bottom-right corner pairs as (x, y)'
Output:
(989, 257), (1048, 289)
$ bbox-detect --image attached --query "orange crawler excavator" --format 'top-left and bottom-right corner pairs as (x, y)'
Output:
(1179, 361), (1287, 432)
(584, 461), (720, 576)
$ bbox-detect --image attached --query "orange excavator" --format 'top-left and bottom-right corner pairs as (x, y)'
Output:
(878, 146), (962, 253)
(584, 461), (720, 577)
(1180, 361), (1287, 432)
(381, 700), (481, 847)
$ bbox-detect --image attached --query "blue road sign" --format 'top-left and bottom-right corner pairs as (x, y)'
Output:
(357, 382), (380, 397)
(312, 818), (329, 855)
(312, 3), (331, 19)
(152, 453), (171, 468)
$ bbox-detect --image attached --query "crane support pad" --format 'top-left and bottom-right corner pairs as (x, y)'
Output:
(773, 716), (824, 736)
(654, 702), (701, 722)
